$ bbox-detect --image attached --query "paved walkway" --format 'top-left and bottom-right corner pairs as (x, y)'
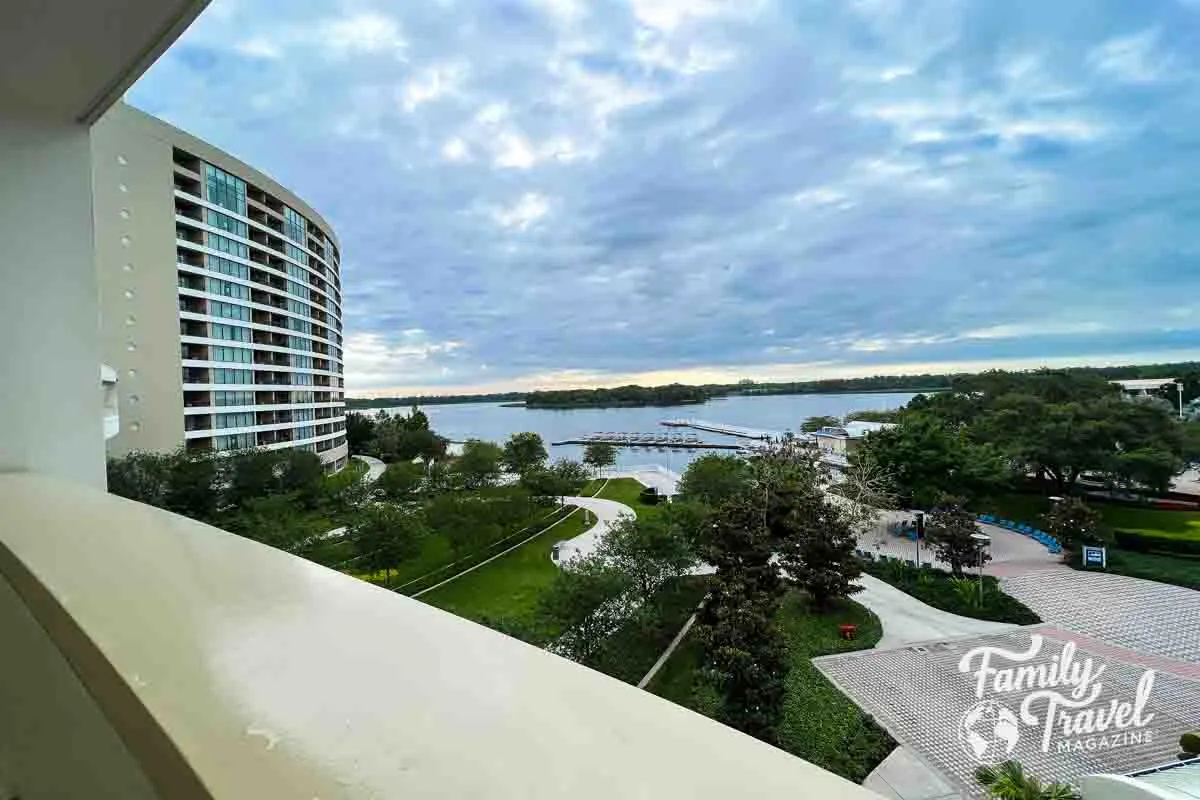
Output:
(853, 575), (1015, 651)
(353, 454), (386, 482)
(603, 465), (682, 497)
(552, 496), (636, 563)
(1001, 569), (1200, 664)
(858, 517), (1060, 579)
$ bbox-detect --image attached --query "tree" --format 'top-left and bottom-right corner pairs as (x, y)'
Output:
(1043, 497), (1108, 556)
(278, 448), (324, 507)
(163, 448), (219, 521)
(551, 459), (590, 492)
(538, 557), (631, 661)
(346, 411), (377, 454)
(925, 500), (987, 577)
(425, 494), (495, 556)
(855, 413), (1009, 510)
(376, 460), (424, 501)
(583, 442), (618, 476)
(677, 454), (752, 508)
(696, 488), (788, 742)
(774, 483), (862, 611)
(225, 448), (282, 506)
(453, 439), (504, 489)
(349, 505), (425, 586)
(223, 493), (325, 551)
(403, 405), (431, 431)
(597, 514), (696, 602)
(502, 432), (548, 476)
(107, 450), (173, 507)
(800, 415), (841, 433)
(975, 761), (1078, 800)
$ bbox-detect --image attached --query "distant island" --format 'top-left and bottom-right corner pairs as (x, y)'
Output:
(345, 360), (1200, 410)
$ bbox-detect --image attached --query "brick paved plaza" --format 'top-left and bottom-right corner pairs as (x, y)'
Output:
(817, 626), (1200, 797)
(1002, 570), (1200, 664)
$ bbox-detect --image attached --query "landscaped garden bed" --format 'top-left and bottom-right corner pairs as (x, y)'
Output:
(859, 558), (1041, 624)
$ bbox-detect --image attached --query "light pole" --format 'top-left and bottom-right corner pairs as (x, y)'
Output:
(1177, 382), (1185, 420)
(910, 510), (925, 568)
(970, 532), (990, 605)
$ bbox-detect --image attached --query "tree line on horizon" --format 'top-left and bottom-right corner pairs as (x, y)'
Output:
(345, 360), (1200, 409)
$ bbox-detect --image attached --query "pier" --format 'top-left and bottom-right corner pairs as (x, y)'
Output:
(550, 431), (745, 450)
(659, 418), (786, 440)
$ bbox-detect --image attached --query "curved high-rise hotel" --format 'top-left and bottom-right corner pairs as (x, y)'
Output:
(93, 103), (348, 471)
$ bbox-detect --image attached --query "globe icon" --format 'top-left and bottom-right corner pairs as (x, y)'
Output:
(957, 700), (1021, 764)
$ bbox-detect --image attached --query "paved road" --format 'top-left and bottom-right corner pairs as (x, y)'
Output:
(552, 496), (636, 563)
(353, 454), (386, 482)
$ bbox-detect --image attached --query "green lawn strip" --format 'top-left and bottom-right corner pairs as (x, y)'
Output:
(418, 510), (591, 642)
(595, 477), (667, 521)
(860, 559), (1041, 624)
(648, 591), (895, 783)
(582, 575), (711, 684)
(989, 492), (1200, 541)
(1072, 549), (1200, 590)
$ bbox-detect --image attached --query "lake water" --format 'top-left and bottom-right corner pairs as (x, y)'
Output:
(381, 392), (917, 473)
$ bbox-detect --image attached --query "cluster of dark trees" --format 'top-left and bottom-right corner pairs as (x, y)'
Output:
(855, 369), (1200, 510)
(347, 406), (449, 463)
(347, 391), (525, 410)
(524, 383), (714, 408)
(106, 446), (353, 553)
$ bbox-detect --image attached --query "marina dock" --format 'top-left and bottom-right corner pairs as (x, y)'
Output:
(659, 418), (786, 440)
(550, 432), (745, 450)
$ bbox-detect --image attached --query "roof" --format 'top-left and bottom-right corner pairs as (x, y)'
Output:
(1112, 379), (1178, 391)
(812, 421), (896, 440)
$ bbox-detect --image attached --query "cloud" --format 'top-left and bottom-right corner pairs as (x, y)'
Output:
(128, 0), (1200, 395)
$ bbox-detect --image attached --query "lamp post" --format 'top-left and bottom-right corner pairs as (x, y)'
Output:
(910, 510), (925, 568)
(1177, 382), (1185, 420)
(970, 532), (990, 606)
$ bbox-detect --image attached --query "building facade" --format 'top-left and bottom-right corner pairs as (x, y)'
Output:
(92, 103), (347, 472)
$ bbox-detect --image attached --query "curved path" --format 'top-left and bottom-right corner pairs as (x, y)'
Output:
(353, 454), (386, 482)
(853, 574), (1015, 651)
(552, 496), (636, 564)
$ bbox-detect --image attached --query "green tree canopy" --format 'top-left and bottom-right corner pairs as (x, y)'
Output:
(350, 505), (426, 586)
(501, 431), (548, 476)
(583, 442), (618, 475)
(677, 454), (752, 508)
(801, 415), (841, 433)
(925, 499), (987, 577)
(376, 460), (424, 501)
(453, 439), (504, 489)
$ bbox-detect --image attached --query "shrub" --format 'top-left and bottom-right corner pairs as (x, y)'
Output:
(1181, 731), (1200, 756)
(639, 486), (662, 505)
(1114, 529), (1200, 557)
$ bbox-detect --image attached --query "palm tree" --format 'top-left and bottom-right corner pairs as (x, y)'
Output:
(975, 761), (1079, 799)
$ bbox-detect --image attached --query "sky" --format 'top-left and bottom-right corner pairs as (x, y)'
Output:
(130, 0), (1200, 396)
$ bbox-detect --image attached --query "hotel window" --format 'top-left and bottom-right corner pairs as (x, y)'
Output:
(213, 368), (252, 385)
(286, 280), (307, 297)
(287, 263), (308, 283)
(293, 355), (314, 370)
(206, 232), (249, 259)
(205, 254), (249, 280)
(295, 426), (316, 441)
(286, 317), (311, 334)
(213, 433), (255, 451)
(286, 298), (310, 317)
(292, 390), (315, 403)
(204, 164), (247, 216)
(293, 372), (313, 386)
(285, 242), (308, 266)
(210, 301), (252, 321)
(287, 336), (312, 352)
(294, 408), (315, 422)
(214, 390), (254, 406)
(213, 346), (252, 364)
(215, 412), (255, 429)
(206, 208), (249, 238)
(206, 278), (250, 301)
(283, 206), (306, 243)
(211, 323), (251, 343)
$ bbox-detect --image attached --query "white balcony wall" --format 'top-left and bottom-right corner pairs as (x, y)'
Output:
(0, 113), (106, 487)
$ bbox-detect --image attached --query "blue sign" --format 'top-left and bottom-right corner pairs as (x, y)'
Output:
(1082, 545), (1107, 568)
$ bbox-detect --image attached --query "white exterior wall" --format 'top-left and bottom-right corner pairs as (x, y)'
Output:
(0, 114), (107, 488)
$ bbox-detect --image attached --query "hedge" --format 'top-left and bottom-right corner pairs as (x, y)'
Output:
(1113, 529), (1200, 557)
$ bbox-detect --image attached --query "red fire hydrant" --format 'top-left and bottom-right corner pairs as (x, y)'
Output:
(839, 624), (857, 641)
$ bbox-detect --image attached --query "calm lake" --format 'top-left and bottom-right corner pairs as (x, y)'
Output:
(382, 392), (917, 473)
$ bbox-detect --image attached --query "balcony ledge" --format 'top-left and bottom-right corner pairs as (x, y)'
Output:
(0, 473), (880, 799)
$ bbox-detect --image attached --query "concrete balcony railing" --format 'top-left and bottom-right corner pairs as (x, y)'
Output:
(0, 472), (883, 799)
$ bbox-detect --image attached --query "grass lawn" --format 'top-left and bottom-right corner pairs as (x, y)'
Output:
(988, 492), (1200, 541)
(418, 508), (591, 641)
(1078, 549), (1200, 590)
(595, 477), (668, 522)
(649, 590), (895, 783)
